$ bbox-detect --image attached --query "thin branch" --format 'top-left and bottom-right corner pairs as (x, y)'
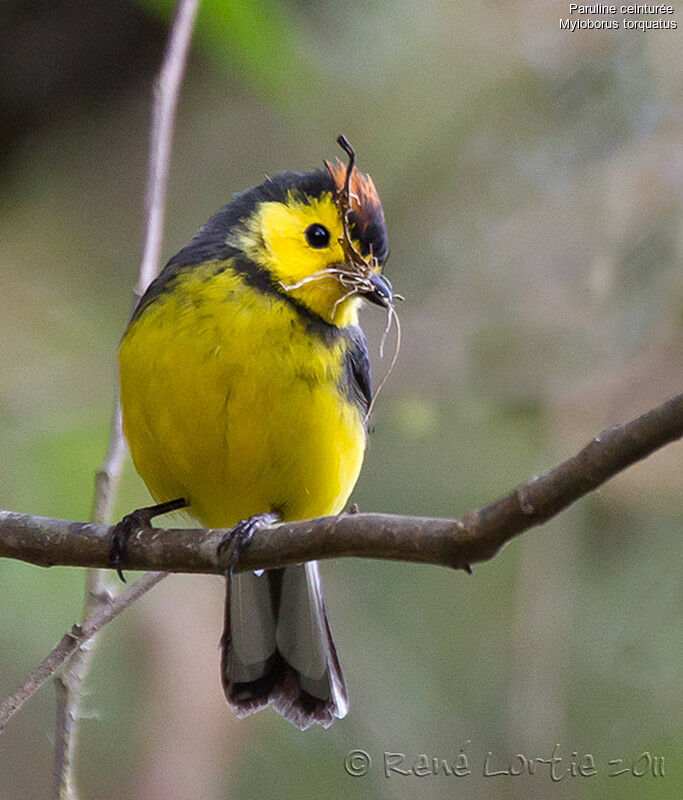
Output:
(49, 2), (200, 797)
(136, 0), (201, 300)
(0, 393), (680, 733)
(0, 573), (165, 733)
(91, 402), (127, 527)
(52, 403), (126, 800)
(0, 392), (677, 573)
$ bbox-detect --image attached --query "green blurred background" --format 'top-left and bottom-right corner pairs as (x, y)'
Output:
(1, 1), (681, 798)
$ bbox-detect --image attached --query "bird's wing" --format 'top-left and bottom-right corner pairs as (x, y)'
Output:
(342, 324), (372, 419)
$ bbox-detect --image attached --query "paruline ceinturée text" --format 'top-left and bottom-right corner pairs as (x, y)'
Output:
(568, 4), (674, 12)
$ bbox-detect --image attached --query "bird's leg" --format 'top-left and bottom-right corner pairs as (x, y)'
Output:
(109, 497), (188, 582)
(217, 512), (280, 581)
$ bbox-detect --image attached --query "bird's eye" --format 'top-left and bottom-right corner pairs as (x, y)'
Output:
(305, 223), (330, 249)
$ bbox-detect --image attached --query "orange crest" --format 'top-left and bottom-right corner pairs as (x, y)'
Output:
(324, 157), (385, 244)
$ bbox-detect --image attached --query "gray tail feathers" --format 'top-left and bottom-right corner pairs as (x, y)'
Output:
(221, 562), (348, 730)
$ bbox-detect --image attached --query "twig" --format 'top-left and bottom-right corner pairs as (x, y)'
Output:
(136, 0), (200, 299)
(0, 573), (165, 733)
(51, 404), (125, 799)
(0, 388), (677, 565)
(48, 2), (200, 797)
(0, 394), (680, 734)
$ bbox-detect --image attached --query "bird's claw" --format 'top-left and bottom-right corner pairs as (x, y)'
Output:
(217, 512), (279, 581)
(108, 498), (187, 582)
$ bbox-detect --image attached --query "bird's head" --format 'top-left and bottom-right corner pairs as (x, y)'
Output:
(223, 140), (391, 327)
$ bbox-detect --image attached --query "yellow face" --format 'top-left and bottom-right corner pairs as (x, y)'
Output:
(232, 191), (371, 327)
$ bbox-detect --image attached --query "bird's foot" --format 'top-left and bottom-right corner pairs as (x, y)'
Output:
(217, 512), (279, 581)
(109, 497), (187, 582)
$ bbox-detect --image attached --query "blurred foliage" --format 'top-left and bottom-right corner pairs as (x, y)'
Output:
(139, 0), (309, 99)
(0, 1), (681, 799)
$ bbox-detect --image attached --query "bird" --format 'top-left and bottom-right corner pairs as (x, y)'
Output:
(114, 137), (392, 730)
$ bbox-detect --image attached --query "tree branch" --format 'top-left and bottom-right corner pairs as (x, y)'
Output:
(0, 573), (165, 733)
(1, 393), (679, 577)
(46, 1), (200, 796)
(0, 393), (680, 735)
(136, 0), (200, 301)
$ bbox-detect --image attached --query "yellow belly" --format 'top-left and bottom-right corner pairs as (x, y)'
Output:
(118, 262), (366, 527)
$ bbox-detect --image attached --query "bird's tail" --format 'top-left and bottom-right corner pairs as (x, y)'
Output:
(221, 562), (348, 730)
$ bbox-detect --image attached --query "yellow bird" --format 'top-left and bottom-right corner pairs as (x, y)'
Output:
(115, 139), (392, 729)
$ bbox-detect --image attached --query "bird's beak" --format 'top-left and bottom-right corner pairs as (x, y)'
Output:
(364, 271), (393, 308)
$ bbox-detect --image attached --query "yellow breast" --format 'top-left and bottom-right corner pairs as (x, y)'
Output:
(118, 261), (367, 527)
